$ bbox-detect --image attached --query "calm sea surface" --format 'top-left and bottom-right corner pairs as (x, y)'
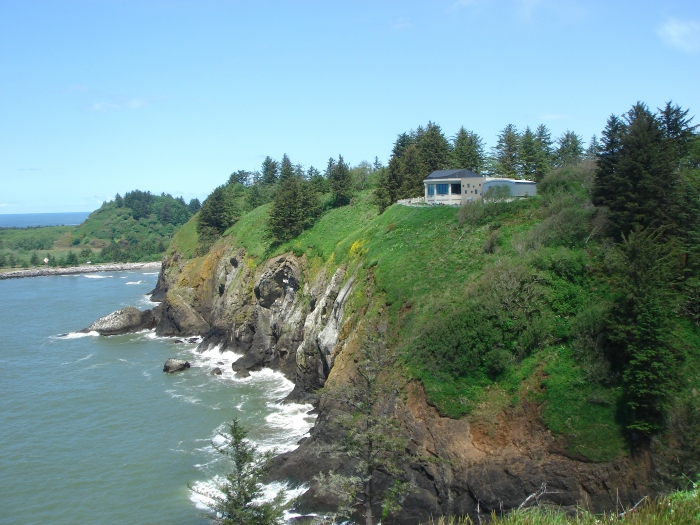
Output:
(0, 212), (91, 228)
(0, 269), (314, 525)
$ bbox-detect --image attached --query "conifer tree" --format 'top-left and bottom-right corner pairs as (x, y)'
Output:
(267, 176), (320, 242)
(607, 103), (675, 239)
(416, 121), (451, 173)
(585, 135), (601, 161)
(307, 166), (327, 194)
(391, 133), (413, 159)
(190, 419), (286, 525)
(554, 130), (584, 167)
(328, 154), (352, 206)
(260, 156), (279, 185)
(279, 154), (294, 182)
(659, 101), (699, 165)
(607, 228), (680, 433)
(374, 156), (403, 213)
(518, 126), (540, 180)
(492, 124), (520, 178)
(398, 144), (426, 198)
(228, 170), (251, 186)
(592, 114), (626, 211)
(373, 156), (383, 171)
(450, 127), (485, 173)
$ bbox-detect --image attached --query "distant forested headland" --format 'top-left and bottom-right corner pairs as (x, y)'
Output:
(0, 191), (200, 269)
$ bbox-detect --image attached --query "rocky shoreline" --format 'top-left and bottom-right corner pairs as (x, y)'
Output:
(0, 261), (161, 280)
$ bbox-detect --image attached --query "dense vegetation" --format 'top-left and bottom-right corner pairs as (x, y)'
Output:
(0, 190), (199, 268)
(176, 102), (700, 489)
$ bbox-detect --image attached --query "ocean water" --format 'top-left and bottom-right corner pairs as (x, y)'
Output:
(0, 269), (315, 525)
(0, 212), (91, 228)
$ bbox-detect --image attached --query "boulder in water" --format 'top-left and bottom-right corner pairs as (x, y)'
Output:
(211, 367), (223, 376)
(163, 358), (190, 373)
(84, 306), (156, 336)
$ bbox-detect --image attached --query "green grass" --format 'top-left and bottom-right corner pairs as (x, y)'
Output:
(538, 347), (629, 462)
(169, 215), (199, 258)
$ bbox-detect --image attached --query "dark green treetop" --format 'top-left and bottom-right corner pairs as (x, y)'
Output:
(450, 126), (485, 173)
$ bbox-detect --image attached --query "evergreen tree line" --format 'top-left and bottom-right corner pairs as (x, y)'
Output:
(374, 121), (599, 212)
(196, 152), (379, 250)
(115, 190), (201, 225)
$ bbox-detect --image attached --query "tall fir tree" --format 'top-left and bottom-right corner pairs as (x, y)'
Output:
(328, 154), (352, 206)
(492, 124), (520, 178)
(585, 135), (601, 161)
(260, 156), (279, 185)
(518, 126), (541, 180)
(658, 101), (699, 165)
(399, 144), (426, 198)
(609, 103), (676, 239)
(450, 127), (485, 173)
(374, 156), (403, 213)
(279, 154), (294, 182)
(416, 121), (451, 174)
(592, 114), (626, 210)
(554, 130), (584, 167)
(391, 133), (414, 159)
(267, 176), (320, 242)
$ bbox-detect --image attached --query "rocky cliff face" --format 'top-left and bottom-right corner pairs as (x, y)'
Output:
(92, 238), (653, 522)
(149, 241), (356, 402)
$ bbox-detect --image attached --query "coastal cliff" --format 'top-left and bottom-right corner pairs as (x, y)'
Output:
(86, 190), (699, 522)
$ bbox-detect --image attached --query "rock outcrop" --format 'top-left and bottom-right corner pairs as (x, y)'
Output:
(155, 292), (210, 336)
(163, 358), (190, 373)
(272, 383), (653, 524)
(83, 306), (157, 336)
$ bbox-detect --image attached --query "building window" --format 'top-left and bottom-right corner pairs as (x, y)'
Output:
(427, 184), (435, 196)
(467, 183), (470, 188)
(451, 183), (461, 194)
(436, 184), (449, 195)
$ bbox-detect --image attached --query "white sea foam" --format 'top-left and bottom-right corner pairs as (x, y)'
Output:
(263, 402), (316, 453)
(54, 331), (100, 339)
(83, 274), (112, 279)
(126, 280), (145, 285)
(61, 353), (94, 365)
(189, 477), (308, 521)
(143, 272), (159, 275)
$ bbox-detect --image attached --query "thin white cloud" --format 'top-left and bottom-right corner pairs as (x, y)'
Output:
(658, 18), (700, 54)
(86, 97), (149, 112)
(0, 204), (8, 208)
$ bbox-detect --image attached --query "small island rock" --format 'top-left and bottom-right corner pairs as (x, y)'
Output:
(84, 306), (156, 336)
(211, 367), (223, 375)
(163, 358), (190, 373)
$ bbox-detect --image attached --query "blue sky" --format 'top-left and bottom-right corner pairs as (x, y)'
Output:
(1, 0), (699, 213)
